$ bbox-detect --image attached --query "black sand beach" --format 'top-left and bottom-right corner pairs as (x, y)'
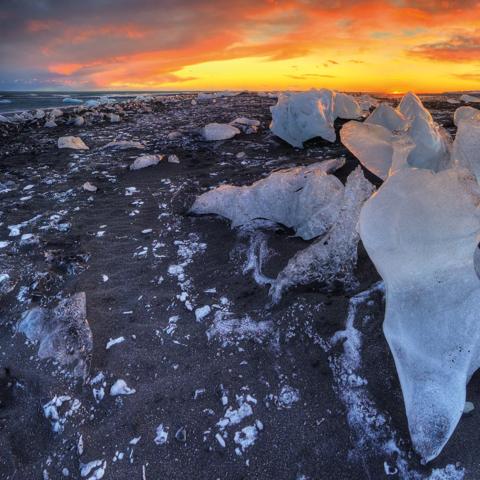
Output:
(0, 93), (472, 479)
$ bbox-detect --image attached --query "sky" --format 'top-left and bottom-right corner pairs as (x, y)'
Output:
(1, 0), (480, 93)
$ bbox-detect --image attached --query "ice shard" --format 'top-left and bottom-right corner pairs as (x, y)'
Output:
(340, 121), (395, 180)
(19, 292), (92, 378)
(365, 103), (408, 132)
(341, 92), (451, 179)
(270, 167), (374, 302)
(452, 109), (480, 183)
(453, 106), (480, 127)
(269, 89), (361, 148)
(358, 167), (480, 463)
(190, 161), (345, 240)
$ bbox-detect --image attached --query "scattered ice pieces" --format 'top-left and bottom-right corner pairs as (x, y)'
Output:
(110, 379), (136, 396)
(167, 154), (180, 164)
(58, 136), (89, 150)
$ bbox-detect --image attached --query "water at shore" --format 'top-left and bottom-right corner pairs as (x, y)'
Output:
(0, 91), (190, 113)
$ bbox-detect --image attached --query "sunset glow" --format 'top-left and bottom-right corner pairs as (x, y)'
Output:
(2, 1), (480, 92)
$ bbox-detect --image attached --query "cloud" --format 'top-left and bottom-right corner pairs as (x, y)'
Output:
(287, 73), (336, 79)
(452, 72), (480, 82)
(410, 31), (480, 62)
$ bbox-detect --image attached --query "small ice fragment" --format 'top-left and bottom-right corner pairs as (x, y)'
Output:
(130, 154), (163, 170)
(106, 337), (125, 350)
(110, 379), (136, 396)
(195, 305), (211, 322)
(83, 182), (97, 192)
(154, 424), (168, 445)
(58, 136), (89, 150)
(202, 123), (240, 141)
(215, 433), (226, 447)
(234, 425), (258, 451)
(125, 187), (138, 196)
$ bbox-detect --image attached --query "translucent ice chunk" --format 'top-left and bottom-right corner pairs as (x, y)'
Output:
(19, 292), (92, 378)
(269, 89), (361, 147)
(365, 103), (408, 132)
(453, 106), (480, 127)
(340, 122), (395, 180)
(341, 92), (451, 179)
(190, 161), (345, 240)
(270, 167), (374, 301)
(452, 111), (480, 183)
(358, 167), (480, 463)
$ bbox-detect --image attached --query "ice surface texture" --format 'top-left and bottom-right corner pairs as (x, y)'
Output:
(190, 160), (346, 241)
(18, 292), (92, 378)
(341, 92), (451, 180)
(270, 166), (374, 301)
(269, 88), (361, 148)
(358, 167), (480, 463)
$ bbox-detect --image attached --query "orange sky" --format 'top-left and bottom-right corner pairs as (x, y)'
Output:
(2, 0), (480, 92)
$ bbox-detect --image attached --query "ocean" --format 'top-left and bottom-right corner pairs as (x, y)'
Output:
(0, 91), (189, 114)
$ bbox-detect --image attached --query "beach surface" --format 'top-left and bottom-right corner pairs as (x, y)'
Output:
(0, 93), (472, 480)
